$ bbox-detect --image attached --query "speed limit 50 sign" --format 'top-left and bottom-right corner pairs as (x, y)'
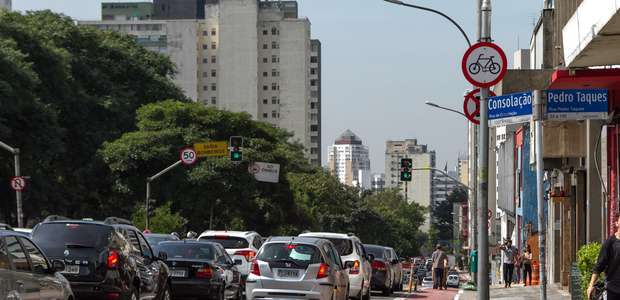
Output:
(180, 148), (197, 165)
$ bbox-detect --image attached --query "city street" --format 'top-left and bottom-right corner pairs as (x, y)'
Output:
(371, 287), (458, 300)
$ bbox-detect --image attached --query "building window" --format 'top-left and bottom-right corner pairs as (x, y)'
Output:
(211, 97), (216, 105)
(310, 79), (317, 86)
(311, 125), (318, 132)
(203, 85), (208, 91)
(203, 30), (208, 36)
(271, 41), (278, 49)
(203, 58), (208, 64)
(211, 56), (216, 63)
(263, 44), (268, 49)
(211, 69), (216, 77)
(310, 68), (317, 75)
(263, 85), (268, 91)
(272, 96), (278, 104)
(202, 44), (208, 49)
(272, 111), (277, 118)
(272, 55), (279, 63)
(211, 83), (216, 91)
(311, 149), (318, 154)
(211, 42), (217, 49)
(271, 83), (278, 90)
(310, 56), (318, 63)
(263, 113), (268, 118)
(211, 29), (216, 36)
(311, 113), (317, 121)
(263, 72), (268, 77)
(262, 29), (268, 35)
(263, 99), (268, 104)
(311, 136), (318, 143)
(272, 69), (279, 76)
(311, 91), (318, 97)
(271, 27), (278, 35)
(203, 71), (208, 77)
(310, 102), (316, 109)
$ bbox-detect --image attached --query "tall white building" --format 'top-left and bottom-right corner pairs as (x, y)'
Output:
(327, 130), (371, 189)
(80, 0), (321, 166)
(385, 139), (435, 231)
(0, 0), (10, 10)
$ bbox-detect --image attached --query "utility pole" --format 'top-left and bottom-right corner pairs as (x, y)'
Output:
(533, 90), (547, 300)
(145, 160), (183, 230)
(0, 141), (23, 228)
(477, 0), (491, 299)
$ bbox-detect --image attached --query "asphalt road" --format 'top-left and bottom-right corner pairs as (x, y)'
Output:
(369, 285), (458, 300)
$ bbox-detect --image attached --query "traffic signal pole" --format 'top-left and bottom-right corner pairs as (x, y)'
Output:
(145, 159), (182, 230)
(0, 141), (23, 228)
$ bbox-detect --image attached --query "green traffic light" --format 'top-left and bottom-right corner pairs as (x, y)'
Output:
(231, 151), (242, 161)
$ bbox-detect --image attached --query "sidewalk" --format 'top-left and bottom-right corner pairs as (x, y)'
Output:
(456, 284), (571, 300)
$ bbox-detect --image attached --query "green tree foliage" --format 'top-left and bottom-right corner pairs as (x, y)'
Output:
(429, 187), (467, 251)
(577, 242), (602, 298)
(0, 10), (185, 224)
(132, 202), (187, 233)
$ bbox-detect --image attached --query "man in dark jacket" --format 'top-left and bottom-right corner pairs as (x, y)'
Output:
(588, 214), (620, 299)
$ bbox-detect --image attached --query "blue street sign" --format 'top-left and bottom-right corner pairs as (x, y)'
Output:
(488, 92), (533, 126)
(546, 89), (608, 120)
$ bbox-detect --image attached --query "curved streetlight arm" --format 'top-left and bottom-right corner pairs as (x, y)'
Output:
(383, 0), (472, 47)
(425, 101), (468, 119)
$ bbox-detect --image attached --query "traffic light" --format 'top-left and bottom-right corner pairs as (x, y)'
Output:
(400, 158), (412, 182)
(229, 136), (243, 162)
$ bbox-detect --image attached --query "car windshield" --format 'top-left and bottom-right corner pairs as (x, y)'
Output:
(199, 236), (249, 249)
(158, 243), (217, 260)
(145, 235), (177, 245)
(363, 245), (385, 258)
(32, 223), (111, 255)
(304, 237), (353, 256)
(257, 243), (322, 267)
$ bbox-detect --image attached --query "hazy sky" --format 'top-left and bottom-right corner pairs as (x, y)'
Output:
(14, 0), (543, 173)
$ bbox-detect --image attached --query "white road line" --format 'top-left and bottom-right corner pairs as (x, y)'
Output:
(454, 289), (464, 300)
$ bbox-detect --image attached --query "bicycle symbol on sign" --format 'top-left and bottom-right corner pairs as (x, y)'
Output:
(468, 53), (501, 75)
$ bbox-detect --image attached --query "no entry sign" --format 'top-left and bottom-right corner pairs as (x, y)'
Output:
(463, 89), (496, 125)
(462, 42), (507, 88)
(10, 176), (26, 191)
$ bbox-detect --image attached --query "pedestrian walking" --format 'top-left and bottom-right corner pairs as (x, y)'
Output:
(587, 214), (620, 300)
(522, 245), (533, 286)
(431, 244), (448, 290)
(499, 238), (517, 288)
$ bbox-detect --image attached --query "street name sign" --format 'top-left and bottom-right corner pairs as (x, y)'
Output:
(461, 42), (508, 88)
(10, 176), (26, 191)
(180, 148), (197, 165)
(249, 162), (280, 183)
(488, 92), (533, 127)
(463, 89), (497, 125)
(546, 89), (608, 120)
(194, 141), (227, 157)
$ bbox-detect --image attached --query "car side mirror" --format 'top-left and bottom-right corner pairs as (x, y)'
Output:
(52, 260), (66, 273)
(367, 254), (374, 263)
(158, 251), (168, 261)
(344, 261), (355, 269)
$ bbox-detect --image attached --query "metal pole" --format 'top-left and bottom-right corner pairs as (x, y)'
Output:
(477, 1), (491, 299)
(145, 179), (151, 230)
(14, 149), (22, 228)
(405, 181), (408, 202)
(533, 90), (547, 300)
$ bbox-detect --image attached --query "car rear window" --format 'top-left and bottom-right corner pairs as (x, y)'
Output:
(145, 235), (177, 245)
(363, 245), (385, 258)
(158, 243), (216, 260)
(199, 236), (248, 249)
(304, 237), (353, 256)
(32, 223), (112, 255)
(257, 243), (322, 267)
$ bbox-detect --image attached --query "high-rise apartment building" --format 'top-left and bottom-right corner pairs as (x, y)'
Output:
(432, 169), (458, 203)
(0, 0), (10, 10)
(327, 130), (371, 189)
(385, 139), (435, 231)
(371, 173), (385, 191)
(80, 0), (321, 166)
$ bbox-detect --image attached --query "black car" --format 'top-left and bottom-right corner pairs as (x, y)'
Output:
(363, 244), (393, 296)
(0, 230), (75, 300)
(145, 233), (181, 256)
(157, 240), (242, 300)
(31, 216), (171, 300)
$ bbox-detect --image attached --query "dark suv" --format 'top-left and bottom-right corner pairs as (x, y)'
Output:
(31, 216), (170, 300)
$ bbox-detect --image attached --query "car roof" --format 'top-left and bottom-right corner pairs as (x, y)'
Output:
(299, 232), (360, 241)
(145, 233), (177, 238)
(266, 236), (328, 246)
(199, 230), (259, 238)
(0, 229), (30, 237)
(37, 219), (138, 231)
(159, 240), (220, 246)
(363, 244), (387, 250)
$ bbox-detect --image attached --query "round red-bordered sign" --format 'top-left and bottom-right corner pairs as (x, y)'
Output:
(180, 147), (197, 165)
(463, 89), (497, 125)
(10, 176), (26, 191)
(461, 42), (507, 88)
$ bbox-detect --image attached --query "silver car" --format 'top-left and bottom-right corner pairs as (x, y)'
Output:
(246, 236), (350, 300)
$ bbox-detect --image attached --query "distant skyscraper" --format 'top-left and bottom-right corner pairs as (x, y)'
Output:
(371, 173), (385, 191)
(0, 0), (11, 10)
(385, 139), (435, 231)
(327, 130), (371, 189)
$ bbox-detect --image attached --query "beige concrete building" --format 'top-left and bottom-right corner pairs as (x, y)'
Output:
(80, 0), (321, 166)
(385, 139), (435, 231)
(0, 0), (10, 10)
(327, 130), (371, 189)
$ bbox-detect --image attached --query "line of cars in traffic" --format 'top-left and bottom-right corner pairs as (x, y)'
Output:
(0, 217), (407, 300)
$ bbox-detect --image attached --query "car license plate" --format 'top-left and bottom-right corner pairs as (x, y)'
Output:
(277, 269), (299, 278)
(170, 269), (187, 278)
(62, 265), (80, 274)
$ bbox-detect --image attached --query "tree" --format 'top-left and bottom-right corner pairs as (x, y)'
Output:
(132, 202), (187, 233)
(429, 187), (467, 251)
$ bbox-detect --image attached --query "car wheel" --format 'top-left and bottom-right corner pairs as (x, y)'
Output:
(161, 285), (171, 300)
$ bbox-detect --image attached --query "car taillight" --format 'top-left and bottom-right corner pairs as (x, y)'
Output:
(349, 260), (360, 275)
(372, 260), (386, 271)
(234, 249), (257, 261)
(250, 259), (261, 276)
(317, 263), (329, 279)
(107, 250), (119, 269)
(196, 267), (213, 279)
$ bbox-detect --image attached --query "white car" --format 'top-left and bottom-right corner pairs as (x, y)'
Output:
(299, 232), (372, 300)
(198, 230), (263, 280)
(447, 274), (460, 288)
(421, 277), (433, 287)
